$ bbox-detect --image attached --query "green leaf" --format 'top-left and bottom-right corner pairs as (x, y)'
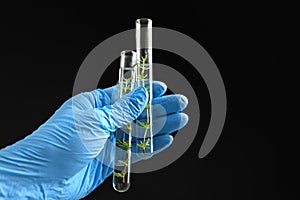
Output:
(136, 143), (144, 148)
(145, 86), (150, 92)
(137, 138), (151, 149)
(137, 121), (150, 129)
(124, 123), (132, 130)
(145, 138), (151, 146)
(145, 102), (150, 109)
(114, 171), (127, 178)
(123, 77), (131, 83)
(141, 55), (148, 63)
(116, 139), (132, 151)
(137, 64), (149, 70)
(118, 159), (128, 166)
(120, 84), (132, 94)
(138, 74), (148, 80)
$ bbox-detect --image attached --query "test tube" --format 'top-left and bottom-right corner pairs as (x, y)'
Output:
(113, 50), (137, 192)
(135, 18), (153, 156)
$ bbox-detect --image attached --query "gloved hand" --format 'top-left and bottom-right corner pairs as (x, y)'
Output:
(0, 81), (188, 199)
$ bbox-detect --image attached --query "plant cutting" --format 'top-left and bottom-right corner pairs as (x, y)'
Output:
(136, 18), (154, 156)
(113, 50), (137, 193)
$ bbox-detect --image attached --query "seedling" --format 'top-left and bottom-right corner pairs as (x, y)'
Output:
(138, 55), (149, 86)
(115, 78), (133, 182)
(135, 54), (153, 155)
(114, 171), (127, 183)
(137, 138), (151, 154)
(113, 18), (154, 192)
(123, 77), (131, 83)
(116, 139), (131, 151)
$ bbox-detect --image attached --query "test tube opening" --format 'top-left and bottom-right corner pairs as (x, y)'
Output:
(136, 18), (152, 28)
(120, 50), (137, 69)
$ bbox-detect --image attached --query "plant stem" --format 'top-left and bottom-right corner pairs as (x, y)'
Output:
(115, 125), (132, 184)
(122, 128), (131, 183)
(143, 128), (148, 143)
(124, 81), (128, 94)
(123, 130), (131, 172)
(122, 157), (128, 184)
(138, 56), (151, 155)
(141, 58), (146, 86)
(142, 59), (145, 78)
(144, 107), (150, 142)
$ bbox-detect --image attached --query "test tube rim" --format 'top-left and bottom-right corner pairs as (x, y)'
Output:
(135, 18), (152, 28)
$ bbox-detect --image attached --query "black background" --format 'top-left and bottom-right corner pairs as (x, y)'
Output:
(0, 1), (294, 199)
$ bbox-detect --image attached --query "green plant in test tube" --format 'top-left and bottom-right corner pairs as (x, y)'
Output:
(113, 50), (137, 192)
(135, 18), (154, 156)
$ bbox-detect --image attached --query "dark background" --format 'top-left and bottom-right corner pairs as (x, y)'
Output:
(0, 1), (293, 199)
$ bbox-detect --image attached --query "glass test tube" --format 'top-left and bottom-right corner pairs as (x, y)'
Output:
(135, 18), (153, 156)
(113, 50), (137, 192)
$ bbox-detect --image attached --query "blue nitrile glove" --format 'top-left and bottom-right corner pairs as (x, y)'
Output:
(106, 81), (189, 161)
(0, 81), (188, 199)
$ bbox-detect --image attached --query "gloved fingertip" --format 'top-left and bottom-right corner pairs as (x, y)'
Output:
(162, 135), (173, 146)
(153, 81), (167, 97)
(177, 94), (188, 111)
(155, 80), (167, 88)
(179, 113), (189, 129)
(153, 135), (173, 153)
